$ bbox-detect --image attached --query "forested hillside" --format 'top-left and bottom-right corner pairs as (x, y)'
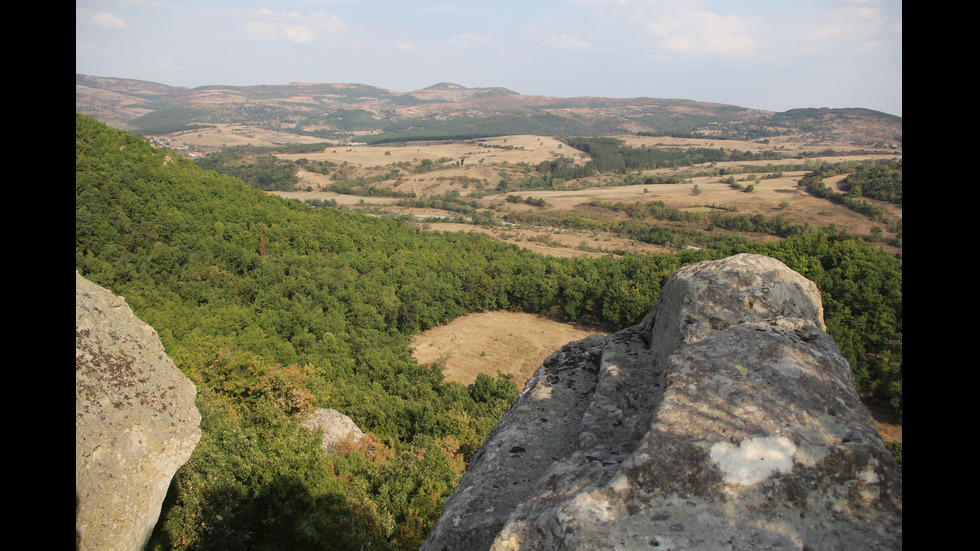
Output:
(76, 114), (901, 549)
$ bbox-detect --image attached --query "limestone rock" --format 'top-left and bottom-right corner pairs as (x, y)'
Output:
(302, 408), (368, 451)
(422, 254), (901, 551)
(76, 272), (202, 551)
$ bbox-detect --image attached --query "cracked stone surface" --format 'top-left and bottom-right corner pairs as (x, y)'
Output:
(421, 254), (901, 551)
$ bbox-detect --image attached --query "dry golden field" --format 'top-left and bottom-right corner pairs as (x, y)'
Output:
(279, 135), (582, 166)
(269, 133), (901, 258)
(410, 311), (606, 387)
(160, 123), (327, 151)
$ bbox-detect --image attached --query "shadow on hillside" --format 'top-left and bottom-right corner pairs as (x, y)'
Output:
(148, 472), (397, 550)
(540, 306), (612, 335)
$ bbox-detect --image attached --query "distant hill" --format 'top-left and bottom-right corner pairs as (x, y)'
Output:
(76, 74), (901, 146)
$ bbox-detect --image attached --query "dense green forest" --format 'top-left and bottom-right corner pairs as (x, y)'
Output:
(798, 159), (902, 237)
(193, 150), (301, 191)
(76, 114), (901, 550)
(555, 136), (784, 176)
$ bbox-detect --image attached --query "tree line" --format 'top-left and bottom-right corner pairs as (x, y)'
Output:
(554, 136), (784, 176)
(799, 159), (902, 225)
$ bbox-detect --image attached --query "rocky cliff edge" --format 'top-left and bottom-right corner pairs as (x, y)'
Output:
(421, 253), (901, 551)
(76, 272), (202, 551)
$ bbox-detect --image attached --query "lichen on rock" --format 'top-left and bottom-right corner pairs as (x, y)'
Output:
(76, 272), (202, 551)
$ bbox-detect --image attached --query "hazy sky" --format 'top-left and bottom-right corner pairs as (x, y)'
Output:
(76, 0), (902, 116)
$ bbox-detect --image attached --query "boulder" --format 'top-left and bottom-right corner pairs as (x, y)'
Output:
(302, 408), (368, 452)
(76, 272), (202, 551)
(422, 254), (901, 551)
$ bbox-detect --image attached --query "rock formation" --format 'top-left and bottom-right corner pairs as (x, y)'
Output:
(302, 408), (368, 452)
(421, 254), (902, 551)
(76, 272), (202, 551)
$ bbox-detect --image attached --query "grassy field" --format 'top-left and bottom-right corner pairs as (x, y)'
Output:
(410, 311), (606, 387)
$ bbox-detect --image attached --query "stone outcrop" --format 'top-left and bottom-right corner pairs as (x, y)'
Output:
(422, 254), (901, 551)
(302, 408), (368, 451)
(76, 272), (202, 551)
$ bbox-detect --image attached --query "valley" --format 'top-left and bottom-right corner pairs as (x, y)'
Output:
(264, 131), (902, 444)
(78, 76), (902, 422)
(261, 131), (903, 443)
(77, 75), (902, 259)
(264, 134), (901, 257)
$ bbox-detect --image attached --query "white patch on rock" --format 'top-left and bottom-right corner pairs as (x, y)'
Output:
(709, 436), (796, 485)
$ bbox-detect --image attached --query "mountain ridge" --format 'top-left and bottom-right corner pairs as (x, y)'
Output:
(76, 73), (901, 146)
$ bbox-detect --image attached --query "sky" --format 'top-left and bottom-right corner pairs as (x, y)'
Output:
(76, 0), (902, 116)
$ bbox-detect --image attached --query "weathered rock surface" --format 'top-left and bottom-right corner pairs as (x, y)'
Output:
(302, 408), (368, 451)
(76, 272), (202, 551)
(422, 254), (901, 551)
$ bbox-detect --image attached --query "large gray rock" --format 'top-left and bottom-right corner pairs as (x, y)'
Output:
(76, 272), (202, 551)
(302, 408), (368, 452)
(422, 254), (901, 551)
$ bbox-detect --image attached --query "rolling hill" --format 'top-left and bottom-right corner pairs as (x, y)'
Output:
(76, 74), (901, 146)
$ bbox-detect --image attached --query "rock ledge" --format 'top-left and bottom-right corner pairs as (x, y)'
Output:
(76, 272), (202, 551)
(422, 254), (901, 551)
